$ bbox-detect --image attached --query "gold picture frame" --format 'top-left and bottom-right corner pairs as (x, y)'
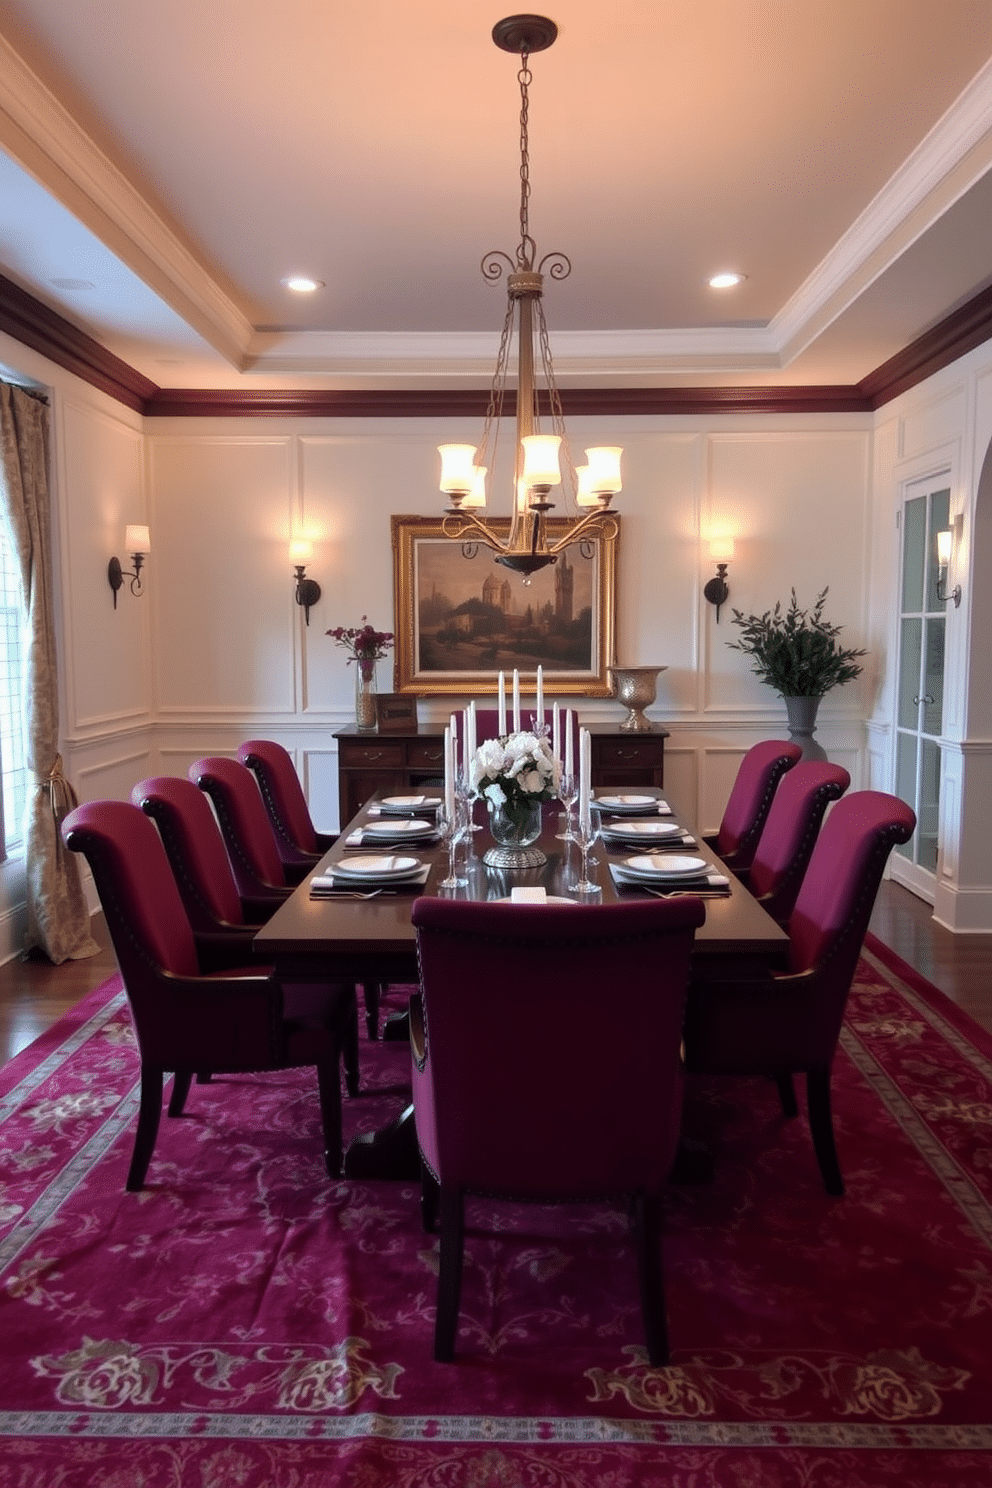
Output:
(390, 514), (619, 696)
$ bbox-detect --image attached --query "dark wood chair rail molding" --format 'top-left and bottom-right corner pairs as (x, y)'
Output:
(4, 271), (992, 421)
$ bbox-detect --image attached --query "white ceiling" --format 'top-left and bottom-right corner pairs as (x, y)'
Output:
(1, 0), (991, 392)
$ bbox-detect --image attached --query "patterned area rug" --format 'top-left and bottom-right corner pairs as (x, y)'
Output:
(1, 940), (991, 1486)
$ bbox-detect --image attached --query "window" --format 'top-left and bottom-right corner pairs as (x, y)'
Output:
(0, 523), (27, 861)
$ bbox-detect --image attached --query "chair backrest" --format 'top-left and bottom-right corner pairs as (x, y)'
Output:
(62, 800), (200, 981)
(236, 739), (320, 858)
(411, 896), (705, 1197)
(63, 799), (280, 1078)
(715, 739), (803, 867)
(746, 761), (851, 922)
(189, 756), (288, 896)
(787, 790), (917, 990)
(131, 775), (247, 930)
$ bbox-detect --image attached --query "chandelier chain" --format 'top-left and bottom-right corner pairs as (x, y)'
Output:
(517, 52), (535, 271)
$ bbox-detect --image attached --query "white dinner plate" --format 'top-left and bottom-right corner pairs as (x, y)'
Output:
(331, 854), (422, 881)
(619, 853), (709, 880)
(363, 818), (436, 837)
(601, 819), (683, 840)
(593, 794), (658, 813)
(380, 794), (442, 813)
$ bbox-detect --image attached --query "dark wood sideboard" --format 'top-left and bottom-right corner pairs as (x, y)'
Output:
(334, 723), (668, 824)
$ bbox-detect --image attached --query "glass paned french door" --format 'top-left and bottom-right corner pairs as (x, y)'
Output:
(893, 481), (949, 881)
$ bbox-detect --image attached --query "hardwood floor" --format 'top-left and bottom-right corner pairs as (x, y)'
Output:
(0, 881), (990, 1067)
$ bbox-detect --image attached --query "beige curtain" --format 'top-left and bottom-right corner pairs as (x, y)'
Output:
(0, 383), (98, 962)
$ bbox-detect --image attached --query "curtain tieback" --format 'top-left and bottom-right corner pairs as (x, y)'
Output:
(41, 754), (80, 822)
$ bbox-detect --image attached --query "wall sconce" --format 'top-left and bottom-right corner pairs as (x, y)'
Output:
(290, 538), (321, 625)
(108, 524), (150, 609)
(704, 537), (734, 622)
(935, 527), (961, 607)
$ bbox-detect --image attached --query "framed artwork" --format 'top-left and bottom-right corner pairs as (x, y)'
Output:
(390, 514), (619, 696)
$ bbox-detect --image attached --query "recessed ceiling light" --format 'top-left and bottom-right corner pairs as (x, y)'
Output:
(281, 275), (325, 294)
(708, 271), (746, 290)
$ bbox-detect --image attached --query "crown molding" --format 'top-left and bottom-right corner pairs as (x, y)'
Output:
(0, 271), (156, 410)
(3, 267), (992, 419)
(0, 32), (253, 367)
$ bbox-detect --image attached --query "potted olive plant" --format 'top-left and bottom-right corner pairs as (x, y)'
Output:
(727, 588), (866, 759)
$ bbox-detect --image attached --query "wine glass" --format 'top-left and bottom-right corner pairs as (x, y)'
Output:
(556, 771), (579, 841)
(437, 799), (470, 889)
(570, 813), (602, 897)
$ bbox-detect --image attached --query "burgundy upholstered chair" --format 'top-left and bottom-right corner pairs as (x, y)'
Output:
(738, 760), (851, 924)
(684, 790), (916, 1195)
(190, 757), (384, 1042)
(702, 739), (802, 873)
(236, 739), (337, 880)
(409, 895), (707, 1365)
(62, 800), (359, 1189)
(131, 776), (285, 946)
(189, 756), (296, 901)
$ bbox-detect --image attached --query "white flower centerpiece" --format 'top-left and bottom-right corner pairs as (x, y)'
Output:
(469, 729), (560, 870)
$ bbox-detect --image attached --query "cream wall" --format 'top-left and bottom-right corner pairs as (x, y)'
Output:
(4, 322), (992, 957)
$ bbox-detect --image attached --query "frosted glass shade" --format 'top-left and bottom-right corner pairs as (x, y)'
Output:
(936, 529), (952, 567)
(709, 537), (735, 562)
(462, 466), (487, 508)
(584, 446), (622, 495)
(289, 538), (314, 563)
(438, 444), (478, 495)
(521, 434), (562, 487)
(125, 524), (150, 554)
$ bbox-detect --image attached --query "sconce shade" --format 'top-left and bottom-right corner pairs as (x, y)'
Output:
(289, 538), (314, 564)
(709, 537), (735, 562)
(125, 524), (151, 554)
(936, 529), (952, 567)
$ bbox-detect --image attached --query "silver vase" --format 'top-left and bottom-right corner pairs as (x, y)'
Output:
(608, 666), (666, 732)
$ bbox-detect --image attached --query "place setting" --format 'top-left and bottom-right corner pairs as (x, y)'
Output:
(344, 816), (440, 848)
(609, 851), (731, 897)
(377, 794), (443, 817)
(592, 793), (674, 817)
(599, 818), (697, 849)
(309, 853), (431, 897)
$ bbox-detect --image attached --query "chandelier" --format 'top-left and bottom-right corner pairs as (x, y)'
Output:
(437, 14), (622, 579)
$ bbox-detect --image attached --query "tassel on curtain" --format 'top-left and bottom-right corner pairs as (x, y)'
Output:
(0, 382), (98, 962)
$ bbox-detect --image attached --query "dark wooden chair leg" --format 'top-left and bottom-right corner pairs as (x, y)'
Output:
(127, 1065), (164, 1192)
(362, 982), (381, 1040)
(420, 1162), (440, 1233)
(807, 1068), (844, 1196)
(434, 1185), (464, 1362)
(316, 1058), (344, 1178)
(776, 1072), (799, 1117)
(167, 1069), (193, 1117)
(632, 1191), (670, 1367)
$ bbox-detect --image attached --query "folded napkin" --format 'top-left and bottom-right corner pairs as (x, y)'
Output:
(606, 833), (697, 849)
(346, 826), (438, 847)
(510, 886), (547, 904)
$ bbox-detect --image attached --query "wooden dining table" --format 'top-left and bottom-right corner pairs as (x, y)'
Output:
(253, 788), (789, 1176)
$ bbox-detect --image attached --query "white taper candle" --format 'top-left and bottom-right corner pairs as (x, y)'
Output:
(536, 665), (544, 726)
(444, 725), (454, 818)
(565, 709), (574, 778)
(498, 671), (506, 734)
(552, 701), (560, 763)
(512, 669), (521, 732)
